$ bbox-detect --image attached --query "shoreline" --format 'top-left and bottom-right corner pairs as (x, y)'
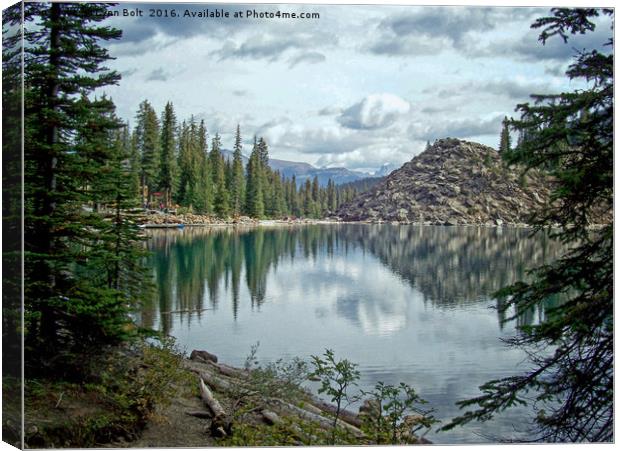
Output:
(131, 211), (538, 229)
(20, 342), (434, 448)
(166, 348), (434, 446)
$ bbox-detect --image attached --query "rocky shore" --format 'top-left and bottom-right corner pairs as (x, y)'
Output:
(128, 212), (342, 228)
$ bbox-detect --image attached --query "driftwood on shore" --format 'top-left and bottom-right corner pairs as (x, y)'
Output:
(187, 352), (365, 430)
(185, 410), (212, 419)
(198, 377), (230, 437)
(274, 400), (365, 438)
(187, 349), (431, 444)
(306, 397), (363, 428)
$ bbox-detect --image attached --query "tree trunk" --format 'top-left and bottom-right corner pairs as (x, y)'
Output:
(37, 1), (62, 349)
(198, 377), (231, 437)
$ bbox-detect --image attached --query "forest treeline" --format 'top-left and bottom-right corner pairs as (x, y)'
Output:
(128, 100), (357, 218)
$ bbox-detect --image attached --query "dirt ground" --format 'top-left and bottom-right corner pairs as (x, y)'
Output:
(110, 387), (216, 448)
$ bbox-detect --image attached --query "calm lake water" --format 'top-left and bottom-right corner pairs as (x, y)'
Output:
(141, 224), (563, 444)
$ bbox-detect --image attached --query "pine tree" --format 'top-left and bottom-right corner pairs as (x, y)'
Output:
(311, 175), (320, 202)
(176, 120), (190, 205)
(445, 8), (613, 442)
(176, 117), (204, 210)
(209, 132), (223, 181)
(303, 179), (314, 217)
(3, 6), (24, 375)
(266, 171), (287, 218)
(194, 120), (213, 214)
(289, 176), (300, 217)
(135, 100), (160, 207)
(95, 120), (151, 305)
(126, 125), (141, 202)
(256, 137), (273, 215)
(17, 2), (143, 371)
(245, 143), (265, 218)
(210, 133), (230, 217)
(158, 101), (177, 208)
(257, 136), (269, 167)
(231, 124), (246, 216)
(498, 116), (512, 154)
(327, 179), (337, 213)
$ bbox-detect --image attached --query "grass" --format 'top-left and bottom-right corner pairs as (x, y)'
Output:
(19, 337), (192, 448)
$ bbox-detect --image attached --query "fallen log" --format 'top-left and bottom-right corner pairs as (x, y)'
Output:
(185, 410), (212, 419)
(206, 360), (250, 379)
(191, 361), (364, 436)
(198, 377), (231, 437)
(306, 396), (363, 428)
(275, 400), (364, 438)
(205, 369), (237, 392)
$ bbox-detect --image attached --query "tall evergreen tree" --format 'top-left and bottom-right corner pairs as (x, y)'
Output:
(257, 136), (269, 167)
(194, 120), (213, 214)
(266, 171), (286, 218)
(231, 124), (246, 216)
(327, 179), (337, 213)
(256, 137), (272, 213)
(135, 100), (160, 207)
(498, 116), (512, 154)
(176, 117), (200, 209)
(176, 120), (190, 205)
(125, 125), (141, 201)
(302, 178), (313, 217)
(158, 101), (177, 208)
(245, 142), (265, 218)
(210, 133), (230, 217)
(311, 175), (320, 202)
(17, 2), (143, 371)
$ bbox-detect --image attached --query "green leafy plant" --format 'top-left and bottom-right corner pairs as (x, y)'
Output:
(310, 349), (360, 444)
(361, 381), (437, 444)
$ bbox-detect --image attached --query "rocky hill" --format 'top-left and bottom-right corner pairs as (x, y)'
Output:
(337, 138), (551, 226)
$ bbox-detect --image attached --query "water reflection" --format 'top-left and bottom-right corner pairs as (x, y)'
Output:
(144, 224), (563, 334)
(142, 224), (565, 443)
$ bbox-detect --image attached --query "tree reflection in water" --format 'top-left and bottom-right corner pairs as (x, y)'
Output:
(143, 225), (565, 335)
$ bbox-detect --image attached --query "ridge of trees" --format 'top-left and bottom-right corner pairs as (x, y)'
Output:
(131, 101), (357, 219)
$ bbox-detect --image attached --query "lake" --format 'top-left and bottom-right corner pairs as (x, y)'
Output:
(141, 224), (563, 444)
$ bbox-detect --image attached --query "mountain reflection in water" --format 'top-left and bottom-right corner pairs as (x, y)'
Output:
(143, 224), (561, 333)
(141, 224), (564, 443)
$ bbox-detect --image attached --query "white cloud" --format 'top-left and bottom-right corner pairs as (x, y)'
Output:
(99, 4), (598, 173)
(338, 94), (411, 130)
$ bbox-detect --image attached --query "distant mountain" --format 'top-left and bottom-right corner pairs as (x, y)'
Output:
(220, 149), (370, 187)
(291, 166), (370, 187)
(373, 162), (399, 177)
(338, 138), (552, 225)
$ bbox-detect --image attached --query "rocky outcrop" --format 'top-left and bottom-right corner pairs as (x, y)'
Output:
(337, 138), (551, 225)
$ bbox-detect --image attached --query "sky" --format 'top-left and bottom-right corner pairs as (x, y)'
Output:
(98, 2), (613, 173)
